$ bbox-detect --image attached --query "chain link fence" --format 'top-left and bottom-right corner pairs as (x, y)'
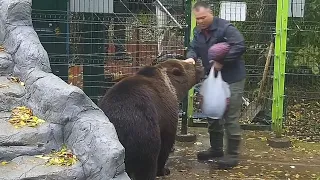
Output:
(31, 0), (320, 140)
(285, 0), (320, 141)
(31, 0), (186, 103)
(189, 0), (276, 128)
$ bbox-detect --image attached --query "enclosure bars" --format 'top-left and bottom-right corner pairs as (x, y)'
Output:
(181, 0), (194, 134)
(154, 0), (183, 29)
(186, 0), (197, 127)
(271, 0), (289, 137)
(66, 0), (70, 62)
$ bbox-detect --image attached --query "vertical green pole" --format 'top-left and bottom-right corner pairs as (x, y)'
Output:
(181, 0), (192, 135)
(187, 0), (197, 127)
(272, 0), (289, 137)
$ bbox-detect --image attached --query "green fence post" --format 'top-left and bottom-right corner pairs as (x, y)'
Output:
(180, 0), (192, 135)
(186, 0), (197, 127)
(272, 0), (289, 138)
(176, 0), (197, 142)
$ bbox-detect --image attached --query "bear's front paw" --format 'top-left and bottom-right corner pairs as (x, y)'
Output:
(157, 167), (170, 176)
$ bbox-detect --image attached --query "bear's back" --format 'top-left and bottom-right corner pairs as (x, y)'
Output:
(98, 75), (164, 152)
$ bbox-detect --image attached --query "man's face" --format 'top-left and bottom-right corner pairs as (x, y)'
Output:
(193, 7), (213, 30)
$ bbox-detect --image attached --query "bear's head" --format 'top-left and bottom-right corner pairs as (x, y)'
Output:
(155, 59), (204, 100)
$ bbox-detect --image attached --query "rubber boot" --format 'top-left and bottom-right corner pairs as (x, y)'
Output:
(197, 132), (224, 160)
(217, 137), (241, 169)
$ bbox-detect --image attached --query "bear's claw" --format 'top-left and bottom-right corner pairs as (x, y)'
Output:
(157, 167), (170, 176)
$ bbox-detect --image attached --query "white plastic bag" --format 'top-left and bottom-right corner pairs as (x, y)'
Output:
(199, 67), (231, 119)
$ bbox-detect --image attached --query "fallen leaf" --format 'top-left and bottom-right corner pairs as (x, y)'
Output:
(34, 155), (51, 160)
(194, 142), (202, 145)
(179, 170), (187, 172)
(1, 161), (8, 165)
(8, 106), (45, 128)
(0, 84), (9, 88)
(36, 145), (78, 166)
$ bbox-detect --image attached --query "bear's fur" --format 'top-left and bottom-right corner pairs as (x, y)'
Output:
(98, 59), (204, 180)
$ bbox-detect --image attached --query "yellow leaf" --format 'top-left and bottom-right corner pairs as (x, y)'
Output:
(35, 155), (51, 160)
(8, 106), (46, 128)
(20, 121), (26, 126)
(1, 161), (8, 165)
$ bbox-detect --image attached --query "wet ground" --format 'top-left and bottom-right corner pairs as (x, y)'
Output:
(158, 127), (320, 180)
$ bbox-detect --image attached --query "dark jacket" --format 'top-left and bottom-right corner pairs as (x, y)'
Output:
(186, 17), (246, 84)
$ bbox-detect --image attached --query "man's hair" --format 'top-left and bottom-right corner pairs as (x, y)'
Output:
(193, 1), (211, 10)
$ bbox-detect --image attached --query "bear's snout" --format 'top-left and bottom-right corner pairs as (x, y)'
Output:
(196, 66), (205, 83)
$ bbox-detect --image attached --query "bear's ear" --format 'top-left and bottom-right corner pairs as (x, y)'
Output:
(172, 67), (183, 76)
(137, 66), (158, 77)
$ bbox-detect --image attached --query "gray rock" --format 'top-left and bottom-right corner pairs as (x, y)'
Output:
(0, 112), (11, 120)
(0, 0), (130, 178)
(0, 52), (14, 75)
(3, 27), (51, 80)
(65, 110), (128, 180)
(0, 156), (85, 180)
(0, 0), (51, 80)
(0, 146), (46, 161)
(0, 121), (63, 153)
(24, 70), (100, 125)
(4, 0), (33, 27)
(0, 76), (25, 111)
(23, 70), (129, 179)
(0, 1), (6, 43)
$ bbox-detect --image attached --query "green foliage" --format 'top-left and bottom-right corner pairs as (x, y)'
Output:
(293, 45), (320, 75)
(137, 11), (150, 25)
(287, 1), (320, 75)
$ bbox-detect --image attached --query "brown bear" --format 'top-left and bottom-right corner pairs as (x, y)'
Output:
(98, 59), (204, 180)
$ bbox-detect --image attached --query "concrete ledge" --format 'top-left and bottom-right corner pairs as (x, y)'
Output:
(267, 136), (292, 148)
(0, 76), (25, 111)
(0, 156), (85, 180)
(176, 133), (197, 142)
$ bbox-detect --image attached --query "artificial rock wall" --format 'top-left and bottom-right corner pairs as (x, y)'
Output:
(0, 0), (129, 179)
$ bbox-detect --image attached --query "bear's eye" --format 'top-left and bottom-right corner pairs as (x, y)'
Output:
(172, 67), (182, 76)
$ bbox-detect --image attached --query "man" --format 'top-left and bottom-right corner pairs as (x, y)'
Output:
(185, 1), (246, 169)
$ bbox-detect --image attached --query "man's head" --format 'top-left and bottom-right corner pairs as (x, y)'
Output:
(193, 1), (214, 30)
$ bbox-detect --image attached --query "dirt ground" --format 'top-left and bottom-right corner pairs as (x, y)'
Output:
(157, 127), (320, 180)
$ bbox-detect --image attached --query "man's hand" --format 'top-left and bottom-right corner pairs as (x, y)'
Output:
(184, 58), (195, 64)
(212, 61), (223, 71)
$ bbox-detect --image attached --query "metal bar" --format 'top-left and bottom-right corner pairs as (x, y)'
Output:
(66, 0), (70, 65)
(154, 0), (183, 29)
(187, 0), (197, 127)
(181, 0), (192, 134)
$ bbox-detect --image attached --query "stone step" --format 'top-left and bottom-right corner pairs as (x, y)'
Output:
(0, 112), (63, 161)
(0, 76), (25, 111)
(0, 52), (14, 76)
(0, 155), (85, 180)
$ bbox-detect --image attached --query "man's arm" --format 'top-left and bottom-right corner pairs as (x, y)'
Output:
(223, 25), (246, 62)
(186, 29), (199, 61)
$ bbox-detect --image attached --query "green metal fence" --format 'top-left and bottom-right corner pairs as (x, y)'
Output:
(31, 0), (320, 140)
(185, 0), (277, 130)
(284, 0), (320, 141)
(31, 0), (186, 104)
